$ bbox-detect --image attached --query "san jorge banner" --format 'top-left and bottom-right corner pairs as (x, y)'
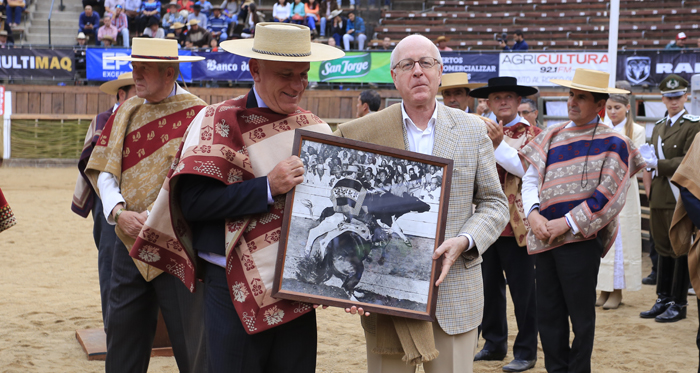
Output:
(309, 52), (393, 83)
(0, 49), (75, 80)
(499, 52), (610, 86)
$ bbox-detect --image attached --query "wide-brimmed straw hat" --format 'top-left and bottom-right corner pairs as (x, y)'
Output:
(438, 72), (486, 93)
(77, 32), (87, 39)
(101, 34), (114, 42)
(166, 32), (177, 39)
(470, 76), (538, 98)
(435, 36), (449, 43)
(105, 38), (204, 62)
(329, 9), (342, 18)
(187, 19), (200, 26)
(220, 23), (345, 62)
(171, 22), (185, 29)
(100, 72), (135, 95)
(549, 69), (630, 94)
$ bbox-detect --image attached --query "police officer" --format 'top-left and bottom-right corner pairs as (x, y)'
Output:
(640, 74), (700, 322)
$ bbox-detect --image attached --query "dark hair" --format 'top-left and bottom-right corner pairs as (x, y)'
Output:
(515, 29), (524, 37)
(591, 92), (609, 103)
(359, 90), (381, 112)
(521, 97), (537, 111)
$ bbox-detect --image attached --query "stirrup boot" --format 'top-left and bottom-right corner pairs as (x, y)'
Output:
(641, 255), (674, 318)
(656, 255), (689, 323)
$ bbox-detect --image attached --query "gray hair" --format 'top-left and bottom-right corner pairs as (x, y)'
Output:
(521, 97), (537, 111)
(390, 34), (443, 69)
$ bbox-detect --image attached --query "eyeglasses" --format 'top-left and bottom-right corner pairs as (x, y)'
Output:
(518, 110), (536, 116)
(392, 57), (441, 72)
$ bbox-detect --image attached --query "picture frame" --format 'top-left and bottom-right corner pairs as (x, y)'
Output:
(272, 129), (454, 321)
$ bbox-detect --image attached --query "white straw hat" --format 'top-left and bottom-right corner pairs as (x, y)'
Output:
(100, 72), (135, 95)
(105, 38), (204, 63)
(220, 23), (345, 62)
(438, 72), (486, 92)
(550, 69), (630, 94)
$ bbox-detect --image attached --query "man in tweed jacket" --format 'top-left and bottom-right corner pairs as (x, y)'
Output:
(336, 34), (509, 373)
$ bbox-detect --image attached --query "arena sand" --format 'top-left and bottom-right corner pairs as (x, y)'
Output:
(0, 167), (697, 373)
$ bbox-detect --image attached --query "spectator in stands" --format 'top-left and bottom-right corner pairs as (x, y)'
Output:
(305, 0), (320, 34)
(498, 37), (510, 51)
(319, 0), (338, 37)
(330, 11), (344, 47)
(290, 0), (304, 24)
(221, 0), (238, 17)
(76, 31), (88, 46)
(83, 0), (105, 18)
(79, 5), (101, 42)
(439, 72), (483, 113)
(0, 0), (5, 14)
(518, 97), (540, 128)
(6, 0), (25, 29)
(512, 29), (528, 51)
(187, 3), (208, 28)
(343, 11), (365, 50)
(178, 0), (193, 11)
(0, 13), (15, 45)
(104, 0), (124, 16)
(124, 0), (141, 33)
(327, 36), (340, 48)
(207, 4), (229, 43)
(666, 32), (688, 50)
(0, 30), (10, 47)
(196, 0), (213, 15)
(239, 2), (258, 37)
(143, 17), (165, 37)
(137, 0), (161, 34)
(171, 21), (186, 46)
(378, 36), (392, 50)
(356, 89), (381, 117)
(162, 1), (181, 31)
(435, 35), (452, 51)
(272, 0), (290, 22)
(111, 5), (129, 47)
(98, 14), (119, 45)
(101, 34), (115, 46)
(74, 33), (88, 78)
(185, 18), (212, 47)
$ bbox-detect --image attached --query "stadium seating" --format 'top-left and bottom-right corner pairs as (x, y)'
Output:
(369, 0), (700, 50)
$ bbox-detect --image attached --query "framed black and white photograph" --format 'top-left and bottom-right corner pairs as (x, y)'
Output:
(273, 129), (453, 321)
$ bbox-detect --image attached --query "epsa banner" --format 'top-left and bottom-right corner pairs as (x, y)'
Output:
(87, 48), (193, 82)
(0, 49), (75, 79)
(499, 52), (610, 86)
(617, 51), (700, 86)
(440, 52), (499, 82)
(191, 51), (252, 81)
(309, 52), (393, 83)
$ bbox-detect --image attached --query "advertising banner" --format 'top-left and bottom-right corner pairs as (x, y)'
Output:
(499, 52), (610, 86)
(0, 49), (75, 80)
(191, 51), (252, 81)
(86, 48), (194, 82)
(309, 52), (393, 83)
(617, 51), (700, 86)
(440, 52), (499, 83)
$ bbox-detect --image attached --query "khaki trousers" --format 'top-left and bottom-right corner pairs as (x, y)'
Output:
(366, 323), (478, 373)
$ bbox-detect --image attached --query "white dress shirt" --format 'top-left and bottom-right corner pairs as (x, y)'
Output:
(493, 115), (529, 178)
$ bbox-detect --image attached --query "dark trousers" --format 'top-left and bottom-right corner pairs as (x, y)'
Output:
(697, 297), (700, 373)
(536, 238), (603, 373)
(91, 197), (117, 330)
(106, 239), (207, 373)
(481, 236), (538, 360)
(649, 237), (658, 275)
(202, 261), (317, 373)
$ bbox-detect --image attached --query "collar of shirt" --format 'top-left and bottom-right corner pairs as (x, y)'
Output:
(565, 115), (600, 129)
(401, 99), (438, 154)
(612, 116), (627, 133)
(253, 86), (269, 109)
(504, 114), (528, 128)
(144, 83), (177, 104)
(666, 109), (686, 127)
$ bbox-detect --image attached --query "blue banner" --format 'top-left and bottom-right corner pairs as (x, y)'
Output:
(439, 52), (499, 83)
(190, 51), (253, 81)
(86, 48), (193, 82)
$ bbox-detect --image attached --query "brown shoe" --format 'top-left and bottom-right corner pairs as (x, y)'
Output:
(595, 291), (610, 307)
(603, 289), (622, 309)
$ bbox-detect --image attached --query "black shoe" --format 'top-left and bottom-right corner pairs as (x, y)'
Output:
(640, 298), (671, 318)
(655, 302), (687, 323)
(642, 272), (657, 285)
(474, 348), (507, 361)
(502, 359), (537, 372)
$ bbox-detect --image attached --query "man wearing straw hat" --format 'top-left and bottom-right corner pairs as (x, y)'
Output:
(520, 68), (646, 372)
(438, 72), (484, 113)
(72, 72), (136, 332)
(85, 38), (208, 373)
(337, 33), (509, 373)
(127, 23), (344, 372)
(468, 76), (540, 372)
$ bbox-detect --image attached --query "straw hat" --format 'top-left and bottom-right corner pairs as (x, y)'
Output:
(549, 69), (630, 94)
(211, 3), (223, 9)
(438, 72), (486, 93)
(220, 23), (345, 62)
(187, 19), (200, 26)
(171, 22), (185, 29)
(100, 72), (135, 95)
(0, 30), (8, 37)
(101, 34), (114, 42)
(77, 32), (87, 39)
(435, 36), (449, 43)
(329, 9), (342, 18)
(167, 1), (178, 7)
(105, 38), (204, 62)
(166, 32), (177, 39)
(470, 76), (538, 98)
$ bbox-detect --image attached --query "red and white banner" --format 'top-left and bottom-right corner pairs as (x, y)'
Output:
(499, 52), (611, 87)
(0, 86), (5, 117)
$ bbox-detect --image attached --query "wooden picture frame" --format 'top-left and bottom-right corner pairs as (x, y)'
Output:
(272, 129), (453, 321)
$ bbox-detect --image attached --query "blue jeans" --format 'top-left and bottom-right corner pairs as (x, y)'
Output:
(306, 15), (316, 30)
(7, 6), (24, 24)
(320, 16), (326, 36)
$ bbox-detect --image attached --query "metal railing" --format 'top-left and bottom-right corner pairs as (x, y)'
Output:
(47, 0), (66, 46)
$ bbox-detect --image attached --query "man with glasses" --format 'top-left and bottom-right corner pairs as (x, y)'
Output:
(336, 34), (509, 373)
(518, 98), (541, 128)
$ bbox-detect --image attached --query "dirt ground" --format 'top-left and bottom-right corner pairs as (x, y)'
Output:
(0, 167), (697, 373)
